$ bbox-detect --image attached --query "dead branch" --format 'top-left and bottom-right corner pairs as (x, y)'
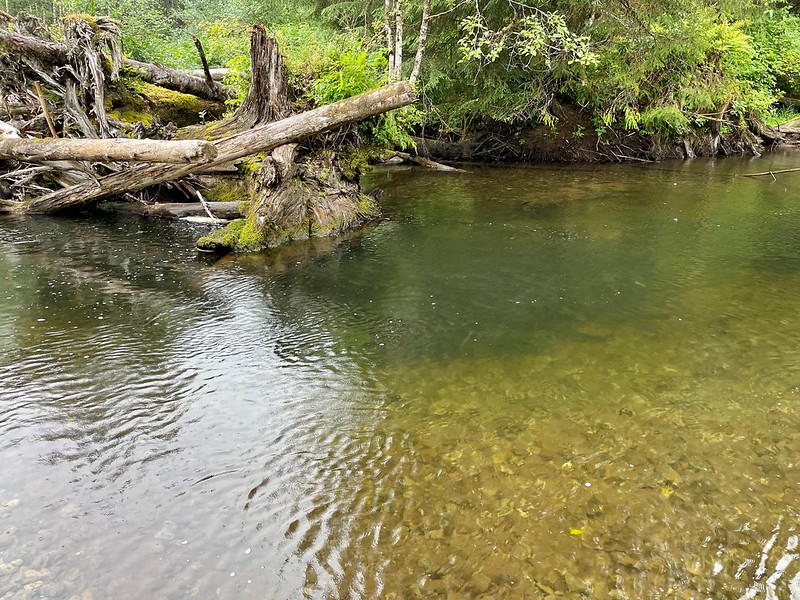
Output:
(192, 36), (214, 90)
(741, 167), (800, 178)
(33, 82), (57, 138)
(0, 137), (218, 163)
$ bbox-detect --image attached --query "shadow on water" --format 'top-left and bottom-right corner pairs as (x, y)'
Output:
(2, 151), (800, 598)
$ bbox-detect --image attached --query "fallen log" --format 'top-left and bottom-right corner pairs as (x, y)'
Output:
(0, 137), (218, 163)
(0, 28), (63, 64)
(0, 28), (232, 103)
(123, 59), (232, 103)
(392, 150), (468, 172)
(25, 81), (417, 213)
(98, 200), (241, 219)
(187, 68), (229, 81)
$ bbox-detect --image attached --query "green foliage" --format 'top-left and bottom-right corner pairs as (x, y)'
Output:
(751, 9), (800, 98)
(639, 106), (691, 136)
(457, 9), (597, 70)
(311, 50), (386, 105)
(311, 49), (415, 149)
(16, 0), (799, 146)
(427, 0), (800, 137)
(763, 105), (800, 127)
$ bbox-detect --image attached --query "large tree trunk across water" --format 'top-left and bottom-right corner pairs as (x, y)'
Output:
(1, 16), (418, 255)
(23, 81), (417, 213)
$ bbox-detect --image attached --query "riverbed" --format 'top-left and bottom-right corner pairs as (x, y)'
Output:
(2, 151), (800, 598)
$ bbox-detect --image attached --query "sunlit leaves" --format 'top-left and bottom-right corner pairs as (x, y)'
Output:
(457, 6), (597, 71)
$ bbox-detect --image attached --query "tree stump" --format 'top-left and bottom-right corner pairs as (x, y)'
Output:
(196, 26), (384, 254)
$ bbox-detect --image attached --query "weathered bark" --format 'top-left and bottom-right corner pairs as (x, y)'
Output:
(0, 137), (218, 163)
(409, 0), (430, 84)
(231, 25), (290, 129)
(0, 28), (63, 64)
(123, 59), (232, 103)
(182, 25), (290, 140)
(25, 81), (417, 213)
(62, 15), (122, 138)
(192, 36), (214, 89)
(0, 28), (231, 103)
(187, 68), (228, 81)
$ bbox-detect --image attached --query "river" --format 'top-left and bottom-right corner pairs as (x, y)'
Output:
(2, 151), (800, 598)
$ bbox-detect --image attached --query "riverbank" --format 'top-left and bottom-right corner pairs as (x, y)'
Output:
(410, 104), (800, 164)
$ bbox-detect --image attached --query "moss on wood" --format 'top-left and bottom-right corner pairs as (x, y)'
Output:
(195, 147), (381, 254)
(109, 74), (224, 128)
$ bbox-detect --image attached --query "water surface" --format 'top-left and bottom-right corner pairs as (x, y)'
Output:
(2, 152), (800, 598)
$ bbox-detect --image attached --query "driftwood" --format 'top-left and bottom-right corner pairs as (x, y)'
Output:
(392, 150), (467, 172)
(0, 137), (218, 163)
(99, 200), (241, 220)
(24, 81), (417, 213)
(2, 15), (418, 254)
(741, 167), (800, 178)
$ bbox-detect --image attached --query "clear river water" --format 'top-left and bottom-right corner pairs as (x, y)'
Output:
(2, 151), (800, 599)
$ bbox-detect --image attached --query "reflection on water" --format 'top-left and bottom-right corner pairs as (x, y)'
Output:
(2, 152), (800, 598)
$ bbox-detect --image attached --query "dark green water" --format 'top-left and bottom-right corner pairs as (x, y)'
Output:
(2, 152), (800, 598)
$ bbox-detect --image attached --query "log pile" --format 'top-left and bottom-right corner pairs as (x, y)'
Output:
(0, 13), (418, 253)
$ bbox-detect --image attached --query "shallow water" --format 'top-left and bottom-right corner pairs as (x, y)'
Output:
(2, 152), (800, 598)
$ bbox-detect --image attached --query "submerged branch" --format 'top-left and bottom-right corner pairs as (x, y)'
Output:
(741, 167), (800, 178)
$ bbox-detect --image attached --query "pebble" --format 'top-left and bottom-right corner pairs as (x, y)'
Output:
(24, 568), (49, 579)
(470, 572), (492, 594)
(155, 521), (176, 541)
(60, 504), (80, 518)
(0, 560), (22, 575)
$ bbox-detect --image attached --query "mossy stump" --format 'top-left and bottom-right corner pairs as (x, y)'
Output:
(196, 147), (380, 254)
